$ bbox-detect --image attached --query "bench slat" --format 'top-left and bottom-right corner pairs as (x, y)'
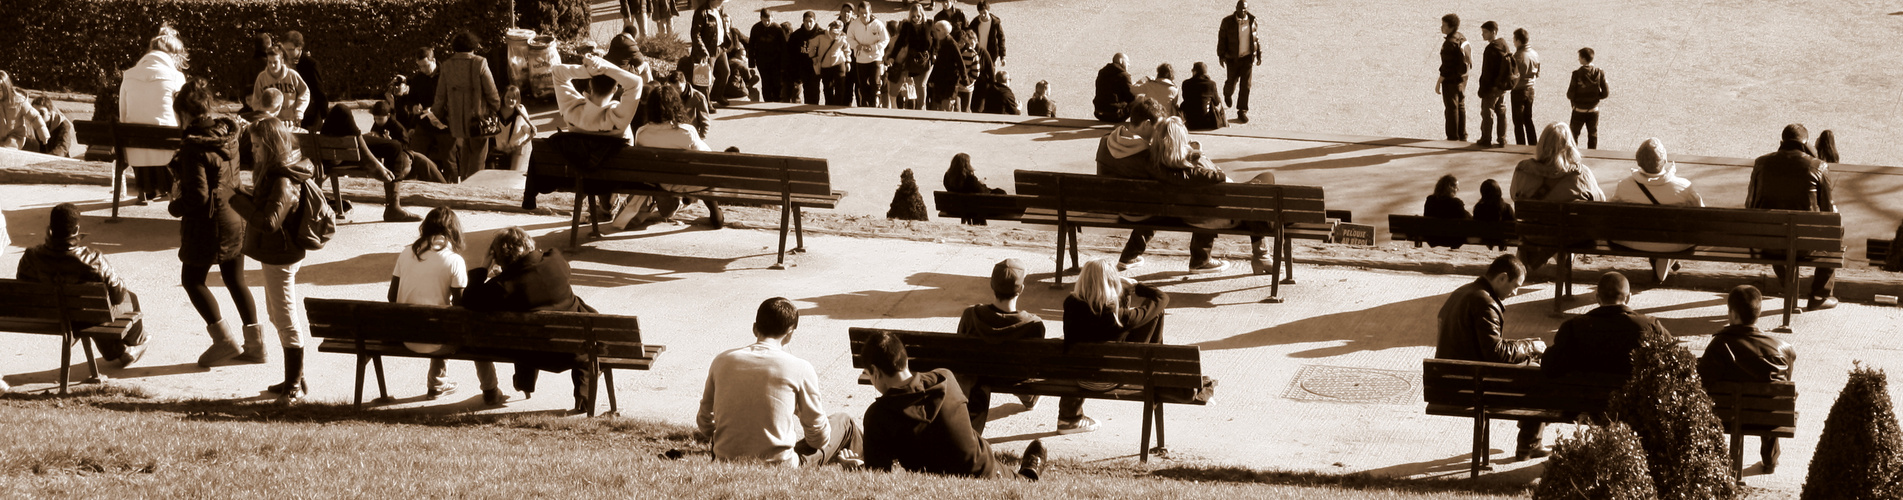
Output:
(847, 328), (1204, 389)
(73, 121), (181, 149)
(1518, 201), (1843, 226)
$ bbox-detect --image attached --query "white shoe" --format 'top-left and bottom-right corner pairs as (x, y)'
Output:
(1057, 416), (1099, 435)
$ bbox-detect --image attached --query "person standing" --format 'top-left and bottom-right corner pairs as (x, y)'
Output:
(847, 2), (889, 108)
(1566, 48), (1608, 149)
(1610, 138), (1703, 283)
(1216, 1), (1261, 124)
(749, 9), (786, 103)
(1436, 254), (1548, 459)
(1435, 14), (1471, 142)
(242, 117), (317, 403)
(926, 21), (963, 111)
(167, 77), (262, 368)
(788, 12), (824, 105)
(1510, 28), (1540, 146)
(434, 31), (500, 182)
(121, 27), (188, 205)
(282, 31), (329, 131)
(892, 4), (936, 110)
(1747, 124), (1838, 311)
(970, 1), (1004, 67)
(934, 0), (969, 34)
(1698, 285), (1797, 473)
(1475, 21), (1513, 148)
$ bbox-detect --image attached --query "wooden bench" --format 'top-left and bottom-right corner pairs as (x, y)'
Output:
(524, 142), (840, 269)
(1387, 215), (1519, 248)
(0, 279), (142, 394)
(1517, 201), (1844, 330)
(847, 327), (1210, 463)
(295, 133), (389, 217)
(72, 120), (181, 221)
(1011, 170), (1330, 303)
(305, 298), (664, 416)
(1423, 358), (1797, 478)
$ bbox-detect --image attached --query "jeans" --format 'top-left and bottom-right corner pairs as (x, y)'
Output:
(428, 354), (499, 392)
(1510, 87), (1536, 145)
(1222, 56), (1254, 111)
(1478, 90), (1506, 145)
(799, 67), (822, 105)
(821, 65), (851, 106)
(851, 61), (881, 107)
(1569, 109), (1600, 150)
(798, 412), (866, 467)
(1120, 227), (1220, 268)
(1766, 250), (1837, 299)
(93, 292), (148, 361)
(1441, 80), (1466, 141)
(260, 261), (307, 349)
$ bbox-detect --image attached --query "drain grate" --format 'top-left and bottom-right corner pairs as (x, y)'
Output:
(1281, 365), (1420, 405)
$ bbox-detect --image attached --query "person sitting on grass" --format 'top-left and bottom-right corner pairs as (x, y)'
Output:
(30, 96), (77, 158)
(696, 297), (864, 467)
(1056, 258), (1173, 435)
(860, 329), (1048, 480)
(460, 226), (597, 413)
(316, 104), (422, 222)
(1698, 285), (1797, 473)
(0, 71), (48, 151)
(1423, 174), (1471, 249)
(388, 207), (502, 404)
(954, 258), (1045, 433)
(16, 203), (148, 369)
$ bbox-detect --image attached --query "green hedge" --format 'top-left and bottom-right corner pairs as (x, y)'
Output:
(1534, 421), (1657, 500)
(1608, 332), (1739, 500)
(1802, 364), (1903, 499)
(0, 0), (518, 102)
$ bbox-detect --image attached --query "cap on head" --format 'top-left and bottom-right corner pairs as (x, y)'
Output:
(1636, 138), (1667, 173)
(991, 258), (1028, 300)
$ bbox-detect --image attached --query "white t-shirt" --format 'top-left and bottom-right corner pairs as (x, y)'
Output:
(392, 246), (468, 354)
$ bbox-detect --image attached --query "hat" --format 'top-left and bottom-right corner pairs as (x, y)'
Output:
(1635, 138), (1667, 173)
(605, 34), (640, 67)
(1781, 123), (1808, 144)
(991, 258), (1027, 298)
(47, 203), (81, 244)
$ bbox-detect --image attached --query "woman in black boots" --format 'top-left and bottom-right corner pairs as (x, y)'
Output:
(167, 77), (264, 368)
(243, 117), (316, 403)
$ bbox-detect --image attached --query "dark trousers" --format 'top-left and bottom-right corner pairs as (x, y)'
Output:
(91, 292), (147, 361)
(1569, 109), (1600, 149)
(509, 352), (596, 408)
(1441, 80), (1466, 141)
(1222, 56), (1253, 111)
(759, 65), (782, 102)
(1119, 227), (1218, 268)
(1766, 250), (1837, 299)
(1478, 90), (1506, 145)
(800, 68), (822, 104)
(821, 65), (851, 106)
(1518, 421), (1545, 451)
(1510, 87), (1536, 145)
(851, 62), (880, 107)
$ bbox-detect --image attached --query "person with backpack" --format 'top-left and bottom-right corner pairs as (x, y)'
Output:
(1475, 21), (1516, 148)
(168, 76), (263, 368)
(243, 116), (324, 404)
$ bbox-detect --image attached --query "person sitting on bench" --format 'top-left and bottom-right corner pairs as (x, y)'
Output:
(859, 329), (1048, 480)
(460, 226), (596, 413)
(1698, 285), (1797, 473)
(316, 104), (422, 222)
(1057, 258), (1172, 435)
(1436, 253), (1547, 459)
(1541, 272), (1664, 381)
(1609, 138), (1703, 283)
(954, 258), (1045, 433)
(15, 203), (147, 368)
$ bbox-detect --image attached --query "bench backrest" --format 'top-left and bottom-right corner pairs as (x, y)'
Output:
(1013, 170), (1328, 225)
(73, 120), (182, 155)
(1387, 215), (1518, 245)
(295, 134), (363, 164)
(305, 298), (650, 359)
(1869, 238), (1892, 263)
(1517, 201), (1843, 254)
(0, 279), (117, 335)
(1704, 379), (1800, 429)
(846, 327), (1204, 390)
(932, 191), (1031, 218)
(527, 141), (833, 198)
(1423, 358), (1624, 415)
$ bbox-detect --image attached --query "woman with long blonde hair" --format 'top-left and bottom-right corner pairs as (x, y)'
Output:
(243, 117), (318, 402)
(1511, 121), (1605, 272)
(1058, 258), (1172, 436)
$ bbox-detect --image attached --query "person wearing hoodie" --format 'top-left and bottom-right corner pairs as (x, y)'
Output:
(1566, 48), (1609, 149)
(1475, 21), (1514, 148)
(860, 330), (1048, 480)
(242, 117), (316, 403)
(1095, 97), (1162, 181)
(121, 27), (188, 204)
(167, 77), (263, 369)
(1698, 285), (1797, 473)
(1610, 138), (1703, 283)
(846, 2), (889, 108)
(1511, 121), (1604, 273)
(1748, 124), (1838, 311)
(17, 203), (148, 369)
(954, 259), (1046, 433)
(1132, 64), (1181, 119)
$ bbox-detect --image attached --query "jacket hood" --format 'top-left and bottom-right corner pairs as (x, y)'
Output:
(1104, 123), (1150, 159)
(124, 51), (180, 83)
(180, 116), (241, 160)
(268, 155), (316, 183)
(1517, 157), (1569, 179)
(1627, 166), (1680, 186)
(879, 368), (964, 425)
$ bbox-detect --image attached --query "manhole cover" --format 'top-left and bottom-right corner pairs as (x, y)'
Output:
(1281, 365), (1420, 405)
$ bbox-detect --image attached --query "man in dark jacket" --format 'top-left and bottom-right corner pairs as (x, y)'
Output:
(1436, 254), (1547, 458)
(16, 203), (146, 367)
(1216, 0), (1261, 124)
(1435, 14), (1471, 141)
(1566, 47), (1609, 149)
(1181, 62), (1225, 130)
(1475, 21), (1514, 148)
(933, 0), (969, 34)
(860, 330), (1047, 480)
(788, 13), (824, 105)
(1541, 272), (1664, 379)
(954, 259), (1045, 432)
(749, 9), (787, 103)
(1747, 123), (1838, 310)
(282, 31), (329, 131)
(970, 1), (1004, 66)
(1093, 53), (1135, 123)
(1698, 285), (1797, 472)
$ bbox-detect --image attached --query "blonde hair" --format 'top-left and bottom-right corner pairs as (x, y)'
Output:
(1071, 258), (1125, 324)
(247, 117), (296, 169)
(148, 30), (185, 56)
(1534, 122), (1584, 173)
(1150, 116), (1193, 169)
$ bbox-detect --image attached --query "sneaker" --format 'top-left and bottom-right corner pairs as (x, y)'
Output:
(1057, 416), (1099, 435)
(109, 344), (147, 369)
(1017, 394), (1040, 409)
(1189, 260), (1229, 274)
(427, 382), (459, 400)
(1806, 296), (1840, 311)
(1117, 257), (1145, 272)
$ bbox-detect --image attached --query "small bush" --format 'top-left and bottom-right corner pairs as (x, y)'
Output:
(1801, 364), (1903, 499)
(1534, 421), (1657, 500)
(514, 0), (591, 45)
(638, 34), (692, 68)
(1608, 332), (1738, 499)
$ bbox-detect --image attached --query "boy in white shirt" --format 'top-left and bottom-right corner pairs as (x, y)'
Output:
(252, 45), (310, 125)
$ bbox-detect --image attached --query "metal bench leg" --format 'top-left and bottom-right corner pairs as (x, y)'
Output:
(1139, 400), (1154, 463)
(331, 175), (346, 219)
(1776, 257), (1800, 333)
(81, 337), (104, 384)
(604, 368), (619, 416)
(791, 205), (807, 254)
(771, 203), (792, 270)
(353, 355), (368, 409)
(372, 355), (391, 403)
(59, 332), (73, 395)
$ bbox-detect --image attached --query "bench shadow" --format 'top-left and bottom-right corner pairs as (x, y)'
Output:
(1241, 147), (1469, 173)
(981, 123), (1106, 143)
(985, 429), (1061, 446)
(294, 251), (401, 286)
(1191, 294), (1563, 358)
(1352, 451), (1495, 479)
(7, 203), (184, 256)
(1, 360), (205, 386)
(1212, 142), (1388, 165)
(563, 247), (772, 287)
(798, 271), (993, 321)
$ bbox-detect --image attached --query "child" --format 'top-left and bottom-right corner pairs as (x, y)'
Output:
(387, 207), (501, 404)
(1472, 178), (1515, 250)
(239, 88), (285, 171)
(31, 96), (77, 158)
(252, 44), (311, 125)
(1026, 80), (1055, 117)
(1423, 174), (1471, 249)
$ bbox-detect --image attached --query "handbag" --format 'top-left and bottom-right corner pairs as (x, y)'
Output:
(464, 58), (503, 136)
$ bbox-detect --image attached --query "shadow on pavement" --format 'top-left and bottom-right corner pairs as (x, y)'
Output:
(1150, 460), (1534, 496)
(799, 271), (990, 321)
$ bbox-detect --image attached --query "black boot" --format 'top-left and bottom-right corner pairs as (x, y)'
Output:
(269, 348), (307, 402)
(1018, 439), (1047, 480)
(383, 181), (422, 222)
(570, 365), (596, 414)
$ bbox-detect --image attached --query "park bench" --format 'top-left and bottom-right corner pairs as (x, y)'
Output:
(523, 142), (840, 269)
(1386, 215), (1519, 249)
(72, 120), (181, 221)
(1516, 201), (1844, 330)
(1009, 170), (1330, 303)
(294, 132), (396, 217)
(846, 327), (1212, 463)
(305, 298), (664, 416)
(1868, 238), (1892, 267)
(0, 279), (141, 394)
(1422, 358), (1797, 478)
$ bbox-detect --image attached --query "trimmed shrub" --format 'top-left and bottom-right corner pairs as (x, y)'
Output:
(638, 34), (692, 69)
(1801, 364), (1903, 499)
(1534, 421), (1657, 500)
(0, 0), (509, 102)
(1608, 332), (1738, 499)
(515, 0), (591, 45)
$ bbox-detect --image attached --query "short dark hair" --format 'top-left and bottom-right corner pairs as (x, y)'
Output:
(283, 30), (306, 49)
(588, 74), (619, 97)
(1485, 253), (1524, 283)
(755, 297), (800, 337)
(1728, 285), (1763, 325)
(1594, 272), (1630, 305)
(1442, 13), (1459, 31)
(861, 330), (909, 376)
(1480, 21), (1497, 33)
(1192, 61), (1208, 77)
(416, 47), (435, 61)
(1578, 47), (1595, 63)
(1128, 96), (1164, 125)
(172, 76), (214, 120)
(1513, 28), (1529, 44)
(452, 30), (481, 53)
(47, 202), (82, 244)
(262, 43), (283, 60)
(761, 7), (771, 18)
(1156, 63), (1173, 81)
(370, 100), (393, 116)
(31, 95), (53, 110)
(647, 83), (686, 125)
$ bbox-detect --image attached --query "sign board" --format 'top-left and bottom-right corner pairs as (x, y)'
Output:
(1331, 223), (1376, 246)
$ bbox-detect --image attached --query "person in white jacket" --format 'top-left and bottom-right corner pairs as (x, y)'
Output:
(120, 28), (188, 204)
(1610, 137), (1704, 283)
(846, 2), (889, 107)
(0, 72), (48, 151)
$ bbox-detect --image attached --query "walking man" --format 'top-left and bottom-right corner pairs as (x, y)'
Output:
(1510, 28), (1540, 146)
(1566, 47), (1608, 149)
(1436, 14), (1471, 141)
(847, 2), (889, 107)
(1475, 21), (1513, 148)
(1217, 1), (1261, 124)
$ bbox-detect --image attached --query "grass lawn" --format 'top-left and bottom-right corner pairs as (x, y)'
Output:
(0, 384), (1529, 499)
